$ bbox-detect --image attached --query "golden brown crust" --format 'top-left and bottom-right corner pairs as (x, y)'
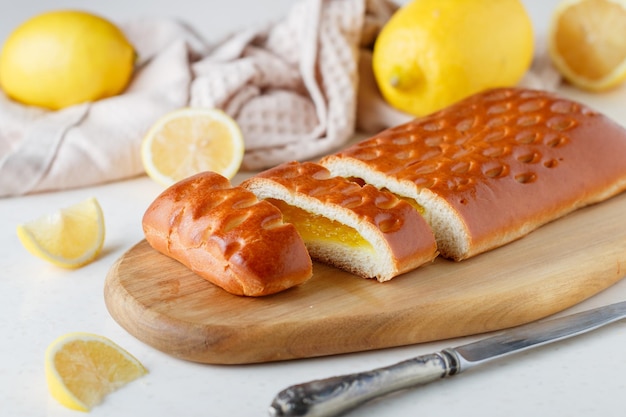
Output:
(243, 161), (438, 280)
(321, 87), (626, 260)
(142, 172), (312, 296)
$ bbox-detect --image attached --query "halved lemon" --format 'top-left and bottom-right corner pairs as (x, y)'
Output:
(16, 197), (105, 268)
(141, 107), (245, 187)
(548, 0), (626, 91)
(45, 332), (147, 411)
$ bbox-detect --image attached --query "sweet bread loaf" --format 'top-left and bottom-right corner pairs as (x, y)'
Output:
(142, 171), (313, 296)
(321, 87), (626, 260)
(242, 161), (438, 281)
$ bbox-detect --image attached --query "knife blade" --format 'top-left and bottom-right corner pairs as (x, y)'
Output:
(268, 301), (626, 417)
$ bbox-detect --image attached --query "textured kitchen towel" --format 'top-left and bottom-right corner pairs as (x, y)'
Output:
(0, 0), (560, 197)
(189, 0), (397, 169)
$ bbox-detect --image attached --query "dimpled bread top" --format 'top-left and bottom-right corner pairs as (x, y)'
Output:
(321, 87), (626, 259)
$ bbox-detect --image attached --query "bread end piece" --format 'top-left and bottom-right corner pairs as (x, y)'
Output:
(142, 171), (313, 296)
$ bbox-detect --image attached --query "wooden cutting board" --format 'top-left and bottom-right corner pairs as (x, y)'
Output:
(104, 192), (626, 365)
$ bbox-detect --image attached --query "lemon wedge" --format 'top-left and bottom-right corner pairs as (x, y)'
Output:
(16, 197), (105, 268)
(141, 107), (245, 187)
(45, 332), (147, 411)
(548, 0), (626, 91)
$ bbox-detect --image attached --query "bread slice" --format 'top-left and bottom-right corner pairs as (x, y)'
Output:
(321, 87), (626, 260)
(142, 171), (312, 296)
(242, 161), (438, 281)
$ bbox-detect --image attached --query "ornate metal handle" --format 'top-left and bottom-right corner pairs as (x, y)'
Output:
(268, 351), (458, 417)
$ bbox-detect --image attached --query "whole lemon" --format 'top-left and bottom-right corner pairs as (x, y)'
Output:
(0, 10), (135, 110)
(373, 0), (534, 117)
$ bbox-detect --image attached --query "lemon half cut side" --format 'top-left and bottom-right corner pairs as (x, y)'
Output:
(549, 0), (626, 91)
(141, 107), (245, 187)
(45, 332), (147, 411)
(16, 197), (105, 268)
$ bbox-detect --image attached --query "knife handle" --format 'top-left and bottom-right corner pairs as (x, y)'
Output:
(268, 350), (458, 417)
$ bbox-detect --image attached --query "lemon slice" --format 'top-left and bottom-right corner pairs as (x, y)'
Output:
(141, 107), (245, 187)
(16, 197), (105, 268)
(548, 0), (626, 91)
(45, 332), (147, 411)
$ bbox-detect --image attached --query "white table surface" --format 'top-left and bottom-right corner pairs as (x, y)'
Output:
(2, 1), (626, 416)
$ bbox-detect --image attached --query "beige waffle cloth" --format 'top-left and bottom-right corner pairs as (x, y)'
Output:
(0, 0), (560, 197)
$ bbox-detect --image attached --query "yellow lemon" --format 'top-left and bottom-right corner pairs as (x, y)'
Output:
(141, 107), (245, 187)
(0, 10), (135, 110)
(16, 197), (105, 268)
(373, 0), (534, 117)
(548, 0), (626, 92)
(45, 332), (147, 411)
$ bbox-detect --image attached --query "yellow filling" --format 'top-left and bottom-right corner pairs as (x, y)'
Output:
(267, 199), (372, 249)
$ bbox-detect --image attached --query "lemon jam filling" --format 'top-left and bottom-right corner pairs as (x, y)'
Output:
(267, 199), (373, 250)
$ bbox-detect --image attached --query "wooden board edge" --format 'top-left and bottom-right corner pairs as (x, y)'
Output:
(104, 242), (626, 364)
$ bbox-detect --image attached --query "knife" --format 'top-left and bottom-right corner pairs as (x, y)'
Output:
(268, 300), (626, 417)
